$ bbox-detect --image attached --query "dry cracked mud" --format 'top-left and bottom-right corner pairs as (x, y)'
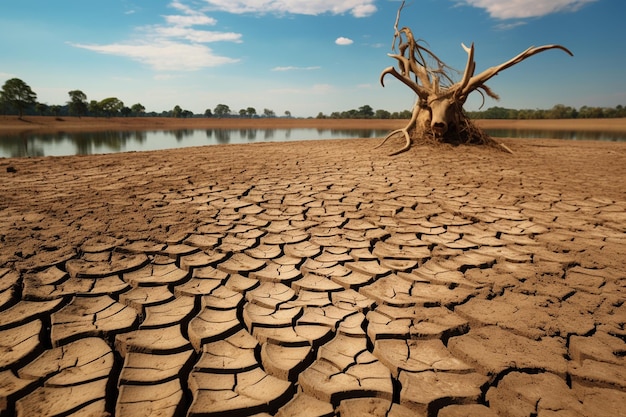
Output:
(0, 137), (625, 417)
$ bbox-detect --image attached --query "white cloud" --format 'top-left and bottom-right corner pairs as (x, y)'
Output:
(150, 26), (242, 43)
(169, 0), (198, 15)
(335, 37), (354, 46)
(271, 66), (321, 71)
(351, 4), (377, 18)
(494, 21), (527, 30)
(200, 0), (377, 17)
(164, 15), (217, 26)
(71, 41), (239, 71)
(457, 0), (597, 20)
(69, 1), (240, 71)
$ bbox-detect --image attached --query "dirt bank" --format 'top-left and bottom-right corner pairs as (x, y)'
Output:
(2, 115), (626, 134)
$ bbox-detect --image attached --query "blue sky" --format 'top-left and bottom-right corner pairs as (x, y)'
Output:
(1, 0), (623, 117)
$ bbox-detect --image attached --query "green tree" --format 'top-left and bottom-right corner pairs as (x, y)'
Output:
(50, 105), (62, 116)
(263, 108), (275, 117)
(67, 90), (88, 117)
(284, 110), (291, 118)
(88, 100), (102, 116)
(506, 108), (519, 119)
(578, 105), (604, 118)
(358, 104), (374, 118)
(548, 104), (576, 119)
(99, 97), (124, 117)
(375, 109), (391, 119)
(214, 104), (231, 117)
(121, 106), (132, 117)
(204, 108), (213, 118)
(172, 105), (183, 118)
(343, 109), (358, 118)
(36, 103), (49, 115)
(131, 103), (145, 116)
(182, 109), (194, 118)
(516, 109), (533, 119)
(246, 107), (257, 118)
(390, 110), (412, 119)
(0, 78), (37, 118)
(239, 108), (247, 117)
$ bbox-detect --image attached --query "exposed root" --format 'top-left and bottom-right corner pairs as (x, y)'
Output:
(374, 105), (419, 155)
(375, 0), (570, 156)
(449, 115), (514, 153)
(377, 111), (514, 155)
(499, 142), (514, 154)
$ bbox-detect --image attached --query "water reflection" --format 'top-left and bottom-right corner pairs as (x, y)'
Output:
(0, 127), (623, 158)
(238, 129), (258, 141)
(170, 129), (194, 142)
(483, 129), (625, 142)
(0, 130), (149, 158)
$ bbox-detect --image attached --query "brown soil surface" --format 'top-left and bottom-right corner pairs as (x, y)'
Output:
(2, 115), (626, 134)
(0, 123), (625, 416)
(0, 116), (407, 134)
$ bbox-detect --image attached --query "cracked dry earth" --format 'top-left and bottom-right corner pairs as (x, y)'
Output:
(0, 137), (625, 417)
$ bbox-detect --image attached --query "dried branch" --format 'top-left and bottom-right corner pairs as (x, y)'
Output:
(376, 1), (572, 155)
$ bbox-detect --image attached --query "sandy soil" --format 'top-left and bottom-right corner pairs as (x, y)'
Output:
(0, 116), (406, 134)
(0, 120), (625, 416)
(2, 115), (626, 134)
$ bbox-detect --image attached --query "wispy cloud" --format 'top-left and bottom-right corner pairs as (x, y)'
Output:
(456, 0), (597, 20)
(200, 0), (377, 17)
(148, 26), (241, 43)
(71, 41), (238, 71)
(494, 21), (527, 30)
(69, 0), (241, 71)
(164, 15), (217, 26)
(271, 66), (321, 72)
(335, 37), (354, 46)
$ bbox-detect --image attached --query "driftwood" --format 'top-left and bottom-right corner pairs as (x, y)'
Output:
(377, 1), (573, 155)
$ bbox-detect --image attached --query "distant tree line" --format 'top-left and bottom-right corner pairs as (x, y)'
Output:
(318, 103), (626, 120)
(2, 78), (624, 120)
(0, 78), (290, 119)
(315, 104), (413, 120)
(465, 104), (626, 119)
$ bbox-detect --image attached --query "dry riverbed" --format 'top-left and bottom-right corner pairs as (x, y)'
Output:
(0, 116), (625, 416)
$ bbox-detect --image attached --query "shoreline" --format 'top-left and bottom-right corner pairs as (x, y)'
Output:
(2, 115), (626, 134)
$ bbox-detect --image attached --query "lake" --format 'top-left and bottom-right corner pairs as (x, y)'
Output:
(1, 127), (624, 158)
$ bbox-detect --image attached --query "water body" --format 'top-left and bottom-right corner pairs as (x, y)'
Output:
(0, 128), (624, 158)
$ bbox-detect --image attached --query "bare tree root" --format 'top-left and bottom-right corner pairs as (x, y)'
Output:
(378, 113), (514, 155)
(499, 142), (514, 154)
(375, 0), (570, 156)
(453, 115), (514, 154)
(374, 105), (419, 155)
